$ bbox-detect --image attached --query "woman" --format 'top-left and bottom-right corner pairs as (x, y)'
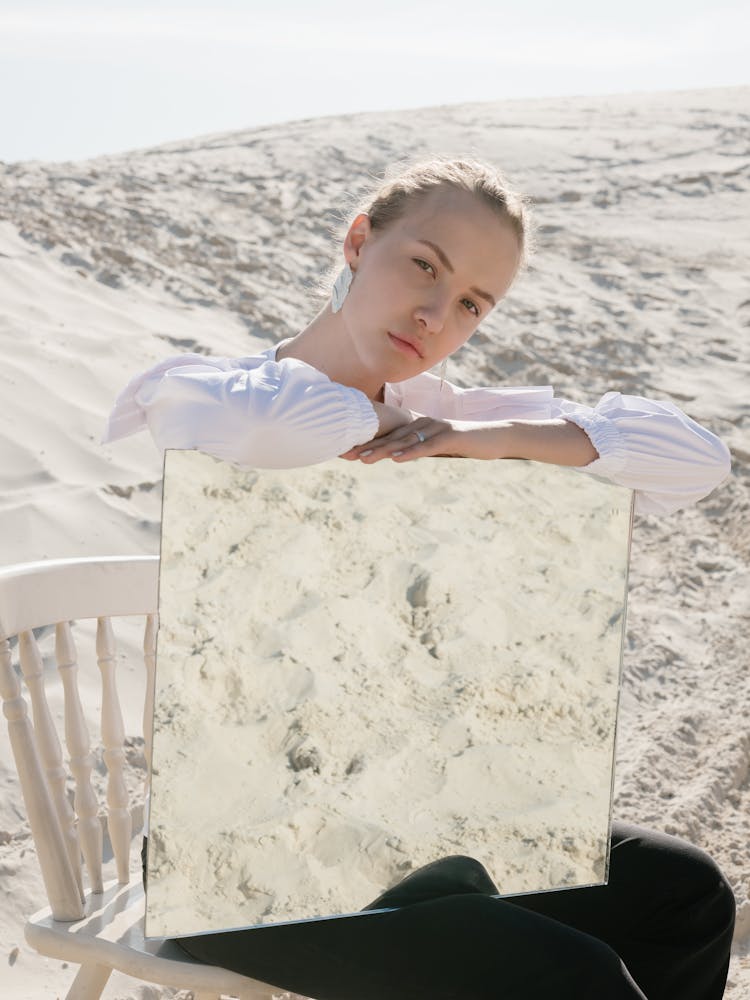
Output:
(105, 158), (735, 999)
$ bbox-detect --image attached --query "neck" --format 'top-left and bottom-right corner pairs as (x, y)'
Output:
(277, 303), (387, 401)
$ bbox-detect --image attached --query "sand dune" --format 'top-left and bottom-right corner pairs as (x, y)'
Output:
(0, 85), (748, 997)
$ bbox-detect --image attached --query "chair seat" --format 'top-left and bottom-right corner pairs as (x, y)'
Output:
(25, 876), (277, 998)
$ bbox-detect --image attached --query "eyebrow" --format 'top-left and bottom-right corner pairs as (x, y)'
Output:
(416, 239), (496, 308)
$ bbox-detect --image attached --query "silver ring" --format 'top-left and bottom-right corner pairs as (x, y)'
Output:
(414, 430), (426, 443)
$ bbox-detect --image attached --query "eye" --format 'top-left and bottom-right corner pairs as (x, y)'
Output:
(414, 257), (480, 317)
(413, 257), (435, 275)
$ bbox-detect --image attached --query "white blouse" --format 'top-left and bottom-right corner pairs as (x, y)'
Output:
(107, 342), (731, 833)
(103, 340), (731, 518)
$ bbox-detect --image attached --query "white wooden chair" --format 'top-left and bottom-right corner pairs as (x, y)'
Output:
(0, 555), (299, 1000)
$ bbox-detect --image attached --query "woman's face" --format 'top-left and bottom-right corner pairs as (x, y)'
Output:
(342, 184), (521, 383)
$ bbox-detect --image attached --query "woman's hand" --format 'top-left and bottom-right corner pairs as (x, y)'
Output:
(372, 401), (419, 437)
(340, 414), (600, 466)
(338, 403), (428, 460)
(339, 414), (469, 463)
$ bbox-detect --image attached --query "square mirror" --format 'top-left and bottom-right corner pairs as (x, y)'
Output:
(145, 449), (633, 938)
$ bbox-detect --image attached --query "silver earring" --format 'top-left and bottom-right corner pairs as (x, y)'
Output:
(331, 263), (353, 313)
(439, 356), (448, 390)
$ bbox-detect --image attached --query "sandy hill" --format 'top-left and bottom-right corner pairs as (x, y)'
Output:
(0, 86), (748, 998)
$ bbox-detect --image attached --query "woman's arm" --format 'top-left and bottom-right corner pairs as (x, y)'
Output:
(102, 352), (412, 468)
(548, 390), (732, 514)
(341, 417), (599, 465)
(365, 375), (733, 516)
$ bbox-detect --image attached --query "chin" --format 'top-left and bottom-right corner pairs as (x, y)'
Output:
(388, 363), (426, 385)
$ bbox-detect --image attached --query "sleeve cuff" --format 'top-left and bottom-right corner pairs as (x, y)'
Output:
(562, 410), (629, 477)
(347, 388), (380, 447)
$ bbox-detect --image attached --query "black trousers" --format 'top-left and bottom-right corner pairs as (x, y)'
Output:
(142, 822), (735, 999)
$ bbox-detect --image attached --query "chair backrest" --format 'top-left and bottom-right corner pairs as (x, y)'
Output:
(0, 556), (159, 921)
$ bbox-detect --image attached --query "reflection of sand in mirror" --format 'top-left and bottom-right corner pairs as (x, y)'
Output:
(146, 450), (632, 938)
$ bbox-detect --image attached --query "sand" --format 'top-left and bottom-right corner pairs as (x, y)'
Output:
(146, 451), (630, 935)
(0, 85), (748, 997)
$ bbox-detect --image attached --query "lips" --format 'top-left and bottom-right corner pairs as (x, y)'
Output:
(387, 331), (424, 359)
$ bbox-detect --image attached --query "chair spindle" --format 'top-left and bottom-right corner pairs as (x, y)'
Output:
(96, 616), (132, 883)
(2, 634), (84, 920)
(56, 620), (104, 893)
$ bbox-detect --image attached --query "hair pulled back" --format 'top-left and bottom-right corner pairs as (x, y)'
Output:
(316, 155), (535, 301)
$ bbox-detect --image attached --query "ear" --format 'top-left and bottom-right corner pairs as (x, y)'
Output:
(343, 213), (372, 270)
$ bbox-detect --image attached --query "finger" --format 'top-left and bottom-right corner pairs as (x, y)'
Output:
(391, 442), (425, 460)
(350, 431), (413, 454)
(358, 443), (407, 462)
(392, 438), (461, 461)
(350, 419), (435, 456)
(359, 429), (428, 462)
(357, 447), (389, 463)
(391, 432), (451, 460)
(346, 438), (392, 456)
(392, 429), (430, 454)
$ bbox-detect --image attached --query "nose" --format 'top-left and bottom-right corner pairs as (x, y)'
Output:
(414, 289), (451, 333)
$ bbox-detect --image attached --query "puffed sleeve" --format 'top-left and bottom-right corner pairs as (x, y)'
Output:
(550, 391), (732, 515)
(102, 352), (380, 469)
(387, 372), (732, 516)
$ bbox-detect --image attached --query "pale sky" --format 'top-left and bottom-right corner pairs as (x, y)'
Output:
(1, 0), (748, 164)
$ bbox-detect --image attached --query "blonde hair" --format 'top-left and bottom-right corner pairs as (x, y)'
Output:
(314, 155), (535, 301)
